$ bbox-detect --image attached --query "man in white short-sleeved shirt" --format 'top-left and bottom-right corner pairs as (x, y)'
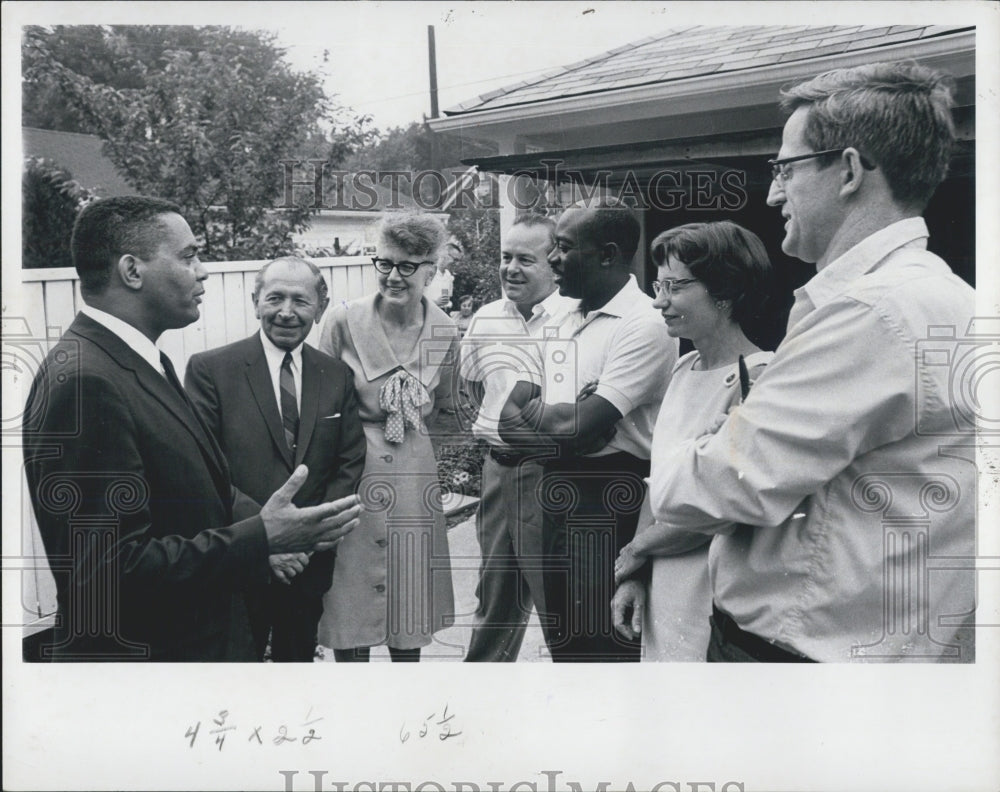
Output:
(501, 204), (676, 662)
(460, 214), (578, 662)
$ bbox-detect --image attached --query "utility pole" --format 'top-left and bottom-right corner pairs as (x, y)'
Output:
(427, 25), (439, 119)
(427, 25), (440, 177)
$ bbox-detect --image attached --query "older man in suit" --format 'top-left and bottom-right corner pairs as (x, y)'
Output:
(185, 257), (366, 661)
(22, 196), (361, 661)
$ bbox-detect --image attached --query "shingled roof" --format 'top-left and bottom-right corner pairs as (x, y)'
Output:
(22, 127), (134, 196)
(444, 24), (972, 115)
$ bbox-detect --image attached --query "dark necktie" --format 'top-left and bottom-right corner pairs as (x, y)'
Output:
(160, 351), (186, 397)
(280, 352), (299, 453)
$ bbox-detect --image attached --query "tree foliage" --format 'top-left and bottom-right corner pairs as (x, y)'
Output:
(339, 122), (501, 298)
(338, 121), (497, 207)
(22, 25), (367, 261)
(342, 120), (495, 174)
(447, 207), (502, 306)
(22, 157), (93, 269)
(341, 122), (432, 176)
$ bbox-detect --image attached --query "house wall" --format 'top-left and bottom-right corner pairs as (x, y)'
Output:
(294, 213), (382, 254)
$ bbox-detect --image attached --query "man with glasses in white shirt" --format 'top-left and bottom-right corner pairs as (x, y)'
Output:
(649, 61), (976, 662)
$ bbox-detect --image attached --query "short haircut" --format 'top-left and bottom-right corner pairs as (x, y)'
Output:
(780, 60), (956, 210)
(574, 201), (641, 264)
(651, 221), (773, 331)
(378, 212), (446, 258)
(511, 212), (557, 246)
(253, 255), (328, 304)
(71, 196), (183, 295)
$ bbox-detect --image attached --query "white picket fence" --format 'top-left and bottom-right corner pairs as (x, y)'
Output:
(18, 255), (378, 374)
(14, 256), (376, 632)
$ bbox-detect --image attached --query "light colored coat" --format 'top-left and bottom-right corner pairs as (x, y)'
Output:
(317, 293), (458, 649)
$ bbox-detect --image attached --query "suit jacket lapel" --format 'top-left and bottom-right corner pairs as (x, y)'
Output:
(244, 336), (294, 470)
(296, 346), (321, 465)
(70, 314), (231, 499)
(134, 362), (233, 498)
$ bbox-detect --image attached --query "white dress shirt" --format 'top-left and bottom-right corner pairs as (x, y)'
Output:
(80, 305), (165, 376)
(259, 330), (302, 413)
(460, 289), (579, 448)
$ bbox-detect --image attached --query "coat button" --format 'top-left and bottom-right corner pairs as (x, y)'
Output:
(374, 584), (386, 593)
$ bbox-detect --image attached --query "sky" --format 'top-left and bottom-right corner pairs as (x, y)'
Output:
(10, 1), (984, 132)
(272, 3), (685, 130)
(8, 1), (695, 132)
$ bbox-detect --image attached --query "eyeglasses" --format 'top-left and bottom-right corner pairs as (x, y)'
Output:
(651, 278), (699, 297)
(768, 149), (875, 183)
(371, 257), (434, 277)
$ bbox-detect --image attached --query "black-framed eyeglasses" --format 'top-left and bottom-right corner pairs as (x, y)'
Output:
(651, 277), (699, 297)
(768, 148), (875, 183)
(371, 257), (434, 277)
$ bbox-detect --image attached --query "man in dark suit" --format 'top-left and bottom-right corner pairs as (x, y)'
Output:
(22, 196), (361, 662)
(185, 256), (366, 661)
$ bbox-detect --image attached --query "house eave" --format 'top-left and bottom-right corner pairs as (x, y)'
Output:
(428, 30), (974, 145)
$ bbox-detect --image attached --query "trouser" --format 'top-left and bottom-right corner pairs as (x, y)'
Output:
(465, 455), (547, 662)
(249, 550), (335, 662)
(265, 583), (325, 662)
(333, 646), (421, 662)
(706, 605), (816, 663)
(539, 452), (648, 662)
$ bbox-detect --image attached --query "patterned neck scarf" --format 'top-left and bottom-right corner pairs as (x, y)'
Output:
(379, 369), (430, 444)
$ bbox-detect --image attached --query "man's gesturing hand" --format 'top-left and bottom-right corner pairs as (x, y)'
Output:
(261, 465), (362, 553)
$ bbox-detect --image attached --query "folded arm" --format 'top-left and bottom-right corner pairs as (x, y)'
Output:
(498, 380), (622, 455)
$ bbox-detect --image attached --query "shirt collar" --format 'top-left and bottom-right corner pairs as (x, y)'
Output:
(259, 329), (303, 370)
(345, 293), (455, 385)
(801, 217), (930, 310)
(583, 274), (641, 320)
(501, 288), (578, 321)
(80, 304), (163, 375)
(537, 288), (579, 319)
